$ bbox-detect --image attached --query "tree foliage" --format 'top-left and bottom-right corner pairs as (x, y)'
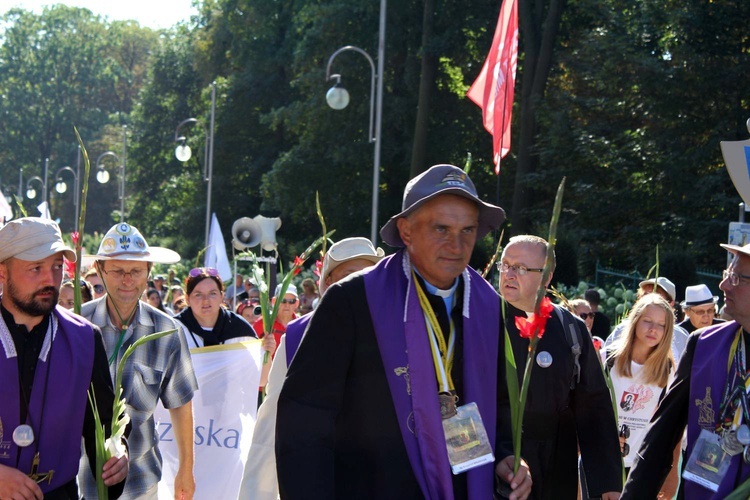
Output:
(0, 0), (747, 284)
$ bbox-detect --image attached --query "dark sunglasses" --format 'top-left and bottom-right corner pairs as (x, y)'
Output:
(280, 298), (298, 304)
(188, 267), (219, 278)
(93, 284), (105, 293)
(579, 312), (595, 320)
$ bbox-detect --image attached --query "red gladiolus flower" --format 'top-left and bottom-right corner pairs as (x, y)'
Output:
(71, 231), (80, 246)
(313, 259), (323, 277)
(64, 258), (76, 279)
(292, 256), (304, 275)
(515, 297), (554, 340)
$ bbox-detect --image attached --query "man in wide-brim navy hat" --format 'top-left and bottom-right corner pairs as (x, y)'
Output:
(276, 164), (532, 499)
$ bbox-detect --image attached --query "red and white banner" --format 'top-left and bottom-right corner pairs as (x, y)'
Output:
(467, 0), (519, 173)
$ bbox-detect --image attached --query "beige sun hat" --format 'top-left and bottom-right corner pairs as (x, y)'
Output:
(319, 237), (385, 294)
(0, 217), (76, 263)
(91, 222), (180, 264)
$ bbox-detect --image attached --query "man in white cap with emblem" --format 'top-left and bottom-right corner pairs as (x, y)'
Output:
(239, 237), (385, 499)
(276, 164), (532, 499)
(78, 223), (198, 500)
(0, 217), (128, 499)
(677, 284), (724, 334)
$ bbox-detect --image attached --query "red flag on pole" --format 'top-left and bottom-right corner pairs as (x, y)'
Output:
(467, 0), (519, 174)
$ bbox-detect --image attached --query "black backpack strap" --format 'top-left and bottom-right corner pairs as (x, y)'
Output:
(554, 305), (582, 389)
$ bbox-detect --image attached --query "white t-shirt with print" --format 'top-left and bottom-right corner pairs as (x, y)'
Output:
(611, 360), (675, 467)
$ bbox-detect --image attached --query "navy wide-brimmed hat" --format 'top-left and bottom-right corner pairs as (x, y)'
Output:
(379, 164), (506, 247)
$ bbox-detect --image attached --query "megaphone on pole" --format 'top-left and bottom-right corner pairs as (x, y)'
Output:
(231, 215), (282, 252)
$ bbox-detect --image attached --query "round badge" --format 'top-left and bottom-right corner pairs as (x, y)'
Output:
(12, 424), (34, 447)
(738, 425), (750, 446)
(117, 223), (131, 234)
(536, 351), (553, 368)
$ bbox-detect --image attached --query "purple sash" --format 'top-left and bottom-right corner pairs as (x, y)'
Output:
(687, 320), (750, 498)
(364, 250), (499, 500)
(285, 315), (311, 367)
(0, 306), (95, 492)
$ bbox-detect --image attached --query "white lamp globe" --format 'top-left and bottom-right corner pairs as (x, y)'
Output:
(175, 144), (192, 162)
(326, 85), (350, 110)
(96, 169), (110, 184)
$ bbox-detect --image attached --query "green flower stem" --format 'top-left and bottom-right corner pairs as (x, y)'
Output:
(506, 178), (566, 476)
(248, 230), (335, 365)
(72, 128), (91, 315)
(87, 386), (109, 500)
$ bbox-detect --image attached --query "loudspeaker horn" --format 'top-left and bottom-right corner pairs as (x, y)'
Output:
(231, 217), (261, 250)
(255, 215), (282, 252)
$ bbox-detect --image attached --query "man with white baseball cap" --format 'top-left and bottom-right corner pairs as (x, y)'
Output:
(276, 164), (531, 499)
(677, 284), (724, 333)
(78, 223), (198, 500)
(239, 236), (385, 499)
(0, 217), (128, 499)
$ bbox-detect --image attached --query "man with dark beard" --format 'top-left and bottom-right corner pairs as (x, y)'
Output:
(0, 217), (128, 499)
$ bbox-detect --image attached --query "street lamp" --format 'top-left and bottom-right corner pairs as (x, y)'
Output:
(96, 135), (127, 223)
(26, 176), (44, 200)
(26, 158), (49, 205)
(174, 81), (216, 249)
(324, 0), (386, 244)
(54, 166), (80, 231)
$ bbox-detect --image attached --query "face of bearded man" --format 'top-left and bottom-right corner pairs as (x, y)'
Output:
(6, 278), (59, 316)
(0, 253), (64, 318)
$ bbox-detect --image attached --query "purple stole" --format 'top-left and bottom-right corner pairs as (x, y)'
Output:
(687, 320), (750, 498)
(285, 314), (310, 368)
(0, 306), (95, 493)
(364, 250), (499, 500)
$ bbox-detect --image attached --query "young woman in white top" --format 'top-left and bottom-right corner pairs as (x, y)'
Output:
(609, 293), (680, 497)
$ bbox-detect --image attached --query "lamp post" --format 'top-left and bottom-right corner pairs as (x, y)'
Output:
(96, 128), (127, 223)
(26, 158), (49, 208)
(54, 166), (79, 231)
(324, 0), (386, 245)
(174, 82), (216, 249)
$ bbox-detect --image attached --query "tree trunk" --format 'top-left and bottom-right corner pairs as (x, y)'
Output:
(410, 0), (436, 178)
(510, 0), (566, 235)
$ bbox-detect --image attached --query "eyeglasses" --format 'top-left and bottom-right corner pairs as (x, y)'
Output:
(497, 262), (544, 276)
(579, 312), (595, 320)
(723, 269), (750, 287)
(689, 306), (715, 317)
(280, 298), (298, 304)
(189, 267), (219, 278)
(100, 267), (147, 280)
(249, 298), (261, 304)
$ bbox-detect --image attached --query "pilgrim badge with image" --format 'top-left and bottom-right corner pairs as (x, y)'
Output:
(683, 429), (731, 492)
(442, 402), (494, 474)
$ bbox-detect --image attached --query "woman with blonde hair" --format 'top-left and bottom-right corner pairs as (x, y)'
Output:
(608, 293), (679, 496)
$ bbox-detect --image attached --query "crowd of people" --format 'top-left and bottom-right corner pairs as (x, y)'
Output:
(0, 163), (747, 499)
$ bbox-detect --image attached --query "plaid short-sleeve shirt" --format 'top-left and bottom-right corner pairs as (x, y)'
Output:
(78, 297), (198, 499)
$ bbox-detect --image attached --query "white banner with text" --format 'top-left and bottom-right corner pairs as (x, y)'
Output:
(155, 340), (262, 500)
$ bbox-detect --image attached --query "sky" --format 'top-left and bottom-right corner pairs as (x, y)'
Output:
(0, 0), (197, 30)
